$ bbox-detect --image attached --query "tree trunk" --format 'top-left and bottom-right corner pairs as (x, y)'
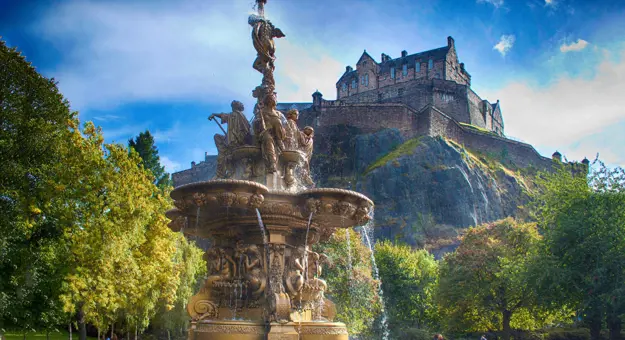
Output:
(97, 328), (100, 340)
(589, 318), (602, 340)
(167, 330), (171, 340)
(608, 311), (622, 340)
(134, 326), (137, 340)
(47, 330), (50, 340)
(502, 310), (512, 340)
(111, 323), (115, 340)
(69, 323), (73, 340)
(78, 305), (87, 340)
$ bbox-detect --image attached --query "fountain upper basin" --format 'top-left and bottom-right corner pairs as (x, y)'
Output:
(166, 179), (374, 240)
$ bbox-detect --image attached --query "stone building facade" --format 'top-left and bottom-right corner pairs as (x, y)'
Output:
(332, 37), (503, 136)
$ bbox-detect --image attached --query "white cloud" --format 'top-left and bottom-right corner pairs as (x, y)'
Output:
(160, 156), (182, 173)
(560, 39), (590, 53)
(477, 0), (505, 8)
(493, 35), (515, 56)
(482, 49), (625, 166)
(545, 0), (555, 6)
(33, 0), (346, 112)
(93, 114), (121, 122)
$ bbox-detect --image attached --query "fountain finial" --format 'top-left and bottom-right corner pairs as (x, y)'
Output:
(256, 0), (267, 16)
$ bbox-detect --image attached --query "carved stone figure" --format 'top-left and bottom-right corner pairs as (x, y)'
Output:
(306, 252), (328, 292)
(240, 245), (265, 299)
(249, 12), (285, 77)
(284, 109), (300, 150)
(209, 100), (252, 178)
(299, 126), (315, 187)
(252, 87), (285, 174)
(285, 246), (306, 296)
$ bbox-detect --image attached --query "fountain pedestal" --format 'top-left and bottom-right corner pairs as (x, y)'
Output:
(167, 181), (372, 339)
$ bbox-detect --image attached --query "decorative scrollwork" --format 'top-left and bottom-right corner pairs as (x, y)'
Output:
(217, 192), (238, 207)
(333, 201), (356, 217)
(249, 193), (265, 209)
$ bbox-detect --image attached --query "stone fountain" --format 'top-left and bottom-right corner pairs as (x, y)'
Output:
(166, 1), (374, 339)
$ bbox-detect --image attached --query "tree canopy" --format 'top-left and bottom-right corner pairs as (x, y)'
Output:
(128, 131), (172, 188)
(531, 163), (625, 340)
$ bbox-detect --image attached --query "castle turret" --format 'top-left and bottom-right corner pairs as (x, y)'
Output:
(552, 151), (562, 162)
(312, 90), (323, 108)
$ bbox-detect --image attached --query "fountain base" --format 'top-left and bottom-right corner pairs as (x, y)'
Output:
(189, 320), (348, 340)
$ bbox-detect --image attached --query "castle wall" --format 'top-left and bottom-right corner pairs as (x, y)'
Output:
(421, 106), (552, 169)
(314, 102), (417, 137)
(467, 88), (487, 129)
(172, 155), (217, 187)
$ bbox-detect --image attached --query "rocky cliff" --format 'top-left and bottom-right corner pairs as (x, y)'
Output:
(311, 127), (533, 257)
(173, 127), (535, 257)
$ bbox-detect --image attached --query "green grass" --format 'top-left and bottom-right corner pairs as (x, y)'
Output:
(458, 122), (497, 136)
(4, 330), (97, 340)
(363, 137), (423, 175)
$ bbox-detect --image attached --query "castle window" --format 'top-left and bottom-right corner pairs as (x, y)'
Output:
(402, 64), (408, 76)
(352, 79), (357, 89)
(428, 59), (433, 70)
(378, 93), (383, 102)
(342, 83), (347, 91)
(365, 74), (369, 86)
(390, 67), (396, 79)
(361, 75), (365, 85)
(398, 88), (404, 96)
(416, 62), (421, 73)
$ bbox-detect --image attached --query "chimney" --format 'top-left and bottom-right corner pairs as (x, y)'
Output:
(346, 66), (353, 73)
(552, 151), (562, 163)
(401, 50), (407, 58)
(460, 62), (465, 70)
(447, 36), (455, 48)
(191, 161), (196, 167)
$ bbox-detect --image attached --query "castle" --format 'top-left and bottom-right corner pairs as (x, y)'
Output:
(173, 37), (586, 187)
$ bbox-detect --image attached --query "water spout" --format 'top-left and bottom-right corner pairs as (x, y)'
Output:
(361, 212), (390, 340)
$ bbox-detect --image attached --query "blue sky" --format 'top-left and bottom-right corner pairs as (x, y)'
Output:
(1, 0), (624, 172)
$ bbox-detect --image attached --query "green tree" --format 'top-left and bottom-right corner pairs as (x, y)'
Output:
(374, 241), (439, 337)
(149, 234), (206, 339)
(128, 131), (172, 188)
(531, 163), (625, 340)
(0, 39), (73, 336)
(313, 228), (382, 337)
(437, 218), (560, 340)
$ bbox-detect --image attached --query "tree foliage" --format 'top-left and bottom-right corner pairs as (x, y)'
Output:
(374, 241), (439, 335)
(531, 163), (625, 340)
(0, 39), (73, 333)
(128, 131), (171, 188)
(313, 228), (382, 337)
(437, 218), (564, 340)
(0, 39), (205, 339)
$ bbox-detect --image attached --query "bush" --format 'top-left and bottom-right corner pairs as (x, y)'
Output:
(543, 328), (590, 340)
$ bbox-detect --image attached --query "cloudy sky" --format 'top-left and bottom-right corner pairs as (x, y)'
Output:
(2, 0), (624, 172)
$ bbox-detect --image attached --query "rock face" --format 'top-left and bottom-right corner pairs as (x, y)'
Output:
(173, 128), (532, 256)
(311, 127), (531, 256)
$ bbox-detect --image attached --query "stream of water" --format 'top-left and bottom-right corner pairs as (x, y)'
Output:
(361, 212), (390, 340)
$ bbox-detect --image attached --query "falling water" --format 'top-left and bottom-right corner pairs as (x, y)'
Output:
(361, 212), (390, 340)
(255, 209), (269, 246)
(304, 212), (313, 281)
